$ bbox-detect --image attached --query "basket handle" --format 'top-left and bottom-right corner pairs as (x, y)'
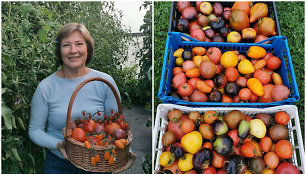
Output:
(65, 77), (122, 135)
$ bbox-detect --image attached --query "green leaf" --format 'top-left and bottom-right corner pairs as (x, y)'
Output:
(11, 148), (21, 162)
(2, 104), (13, 130)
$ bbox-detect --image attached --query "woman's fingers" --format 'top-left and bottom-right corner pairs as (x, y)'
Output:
(56, 141), (69, 160)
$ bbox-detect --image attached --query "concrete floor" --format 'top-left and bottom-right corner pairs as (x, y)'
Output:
(118, 105), (152, 174)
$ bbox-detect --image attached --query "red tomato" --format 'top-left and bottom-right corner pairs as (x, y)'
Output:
(177, 83), (193, 97)
(275, 111), (290, 125)
(105, 123), (121, 135)
(188, 78), (201, 90)
(238, 88), (252, 101)
(83, 120), (97, 133)
(266, 56), (281, 70)
(202, 166), (217, 174)
(249, 92), (258, 102)
(212, 151), (226, 168)
(275, 140), (293, 159)
(205, 79), (215, 88)
(275, 161), (300, 174)
(184, 169), (197, 174)
(253, 69), (272, 85)
(216, 169), (226, 174)
(244, 115), (252, 122)
(72, 128), (86, 142)
(263, 52), (273, 61)
(240, 142), (256, 158)
(225, 67), (239, 81)
(206, 47), (222, 65)
(227, 129), (240, 145)
(167, 119), (186, 141)
(236, 76), (247, 88)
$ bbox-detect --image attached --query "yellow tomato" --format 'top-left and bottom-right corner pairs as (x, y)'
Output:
(220, 51), (238, 68)
(238, 59), (255, 74)
(250, 119), (266, 138)
(159, 151), (175, 167)
(247, 78), (264, 96)
(178, 153), (193, 172)
(247, 46), (266, 59)
(173, 48), (184, 57)
(181, 131), (202, 154)
(175, 57), (184, 66)
(262, 168), (275, 174)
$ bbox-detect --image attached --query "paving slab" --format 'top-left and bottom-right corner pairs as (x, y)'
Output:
(118, 104), (152, 174)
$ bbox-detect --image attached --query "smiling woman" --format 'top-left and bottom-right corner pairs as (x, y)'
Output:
(28, 23), (136, 174)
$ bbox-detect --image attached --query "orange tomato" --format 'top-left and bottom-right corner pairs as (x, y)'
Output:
(203, 111), (218, 124)
(260, 137), (272, 152)
(275, 140), (293, 159)
(254, 59), (266, 70)
(222, 94), (233, 103)
(225, 67), (239, 81)
(212, 151), (226, 168)
(91, 156), (96, 166)
(84, 141), (91, 149)
(95, 154), (101, 163)
(264, 152), (279, 169)
(272, 72), (283, 85)
(173, 67), (183, 76)
(104, 151), (110, 160)
(186, 68), (200, 78)
(196, 80), (213, 93)
(115, 140), (125, 149)
(192, 46), (206, 55)
(108, 155), (114, 165)
(181, 119), (195, 133)
(202, 142), (213, 150)
(251, 141), (263, 157)
(275, 111), (290, 125)
(118, 139), (128, 145)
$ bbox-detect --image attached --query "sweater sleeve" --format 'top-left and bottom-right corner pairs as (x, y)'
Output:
(104, 76), (121, 115)
(28, 83), (62, 150)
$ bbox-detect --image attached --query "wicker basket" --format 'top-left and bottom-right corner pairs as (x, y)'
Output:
(63, 77), (133, 172)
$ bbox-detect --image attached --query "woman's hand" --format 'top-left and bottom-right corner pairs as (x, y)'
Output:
(114, 152), (136, 173)
(57, 141), (69, 160)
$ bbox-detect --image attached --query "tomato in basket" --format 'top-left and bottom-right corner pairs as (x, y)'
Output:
(72, 128), (86, 142)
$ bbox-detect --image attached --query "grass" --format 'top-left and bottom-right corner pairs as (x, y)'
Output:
(153, 2), (304, 134)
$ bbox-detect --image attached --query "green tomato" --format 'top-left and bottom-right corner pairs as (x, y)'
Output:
(178, 153), (193, 172)
(250, 119), (266, 138)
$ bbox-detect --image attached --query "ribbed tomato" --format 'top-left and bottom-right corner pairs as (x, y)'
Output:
(72, 128), (86, 142)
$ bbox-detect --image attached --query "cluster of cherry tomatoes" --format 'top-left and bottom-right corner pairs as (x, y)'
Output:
(158, 108), (300, 174)
(70, 110), (129, 166)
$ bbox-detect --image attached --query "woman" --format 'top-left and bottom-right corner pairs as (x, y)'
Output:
(28, 23), (135, 174)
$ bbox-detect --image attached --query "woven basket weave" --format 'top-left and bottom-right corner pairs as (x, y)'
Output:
(63, 77), (132, 172)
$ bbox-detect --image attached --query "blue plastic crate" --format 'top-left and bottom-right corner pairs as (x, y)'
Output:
(158, 32), (299, 107)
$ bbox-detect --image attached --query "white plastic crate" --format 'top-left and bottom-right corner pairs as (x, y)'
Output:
(153, 104), (304, 173)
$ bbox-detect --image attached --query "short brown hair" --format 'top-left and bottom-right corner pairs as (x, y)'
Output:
(55, 23), (94, 66)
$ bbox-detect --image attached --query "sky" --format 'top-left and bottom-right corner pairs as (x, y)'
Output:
(114, 1), (147, 33)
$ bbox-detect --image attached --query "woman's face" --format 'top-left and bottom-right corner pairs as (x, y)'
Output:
(60, 31), (88, 70)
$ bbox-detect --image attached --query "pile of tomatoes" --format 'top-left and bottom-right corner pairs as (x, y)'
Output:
(70, 110), (129, 166)
(158, 109), (300, 174)
(171, 45), (291, 103)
